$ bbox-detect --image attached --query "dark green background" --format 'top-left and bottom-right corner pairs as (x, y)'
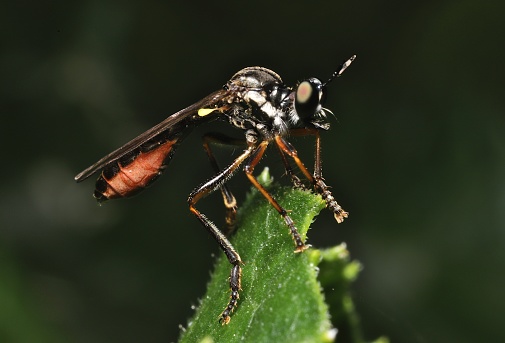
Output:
(2, 1), (504, 342)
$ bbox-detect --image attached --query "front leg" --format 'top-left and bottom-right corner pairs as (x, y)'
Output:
(275, 134), (348, 223)
(310, 131), (349, 223)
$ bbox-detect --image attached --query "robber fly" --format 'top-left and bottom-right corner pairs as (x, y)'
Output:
(75, 55), (355, 324)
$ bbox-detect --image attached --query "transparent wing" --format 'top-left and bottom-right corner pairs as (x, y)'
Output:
(75, 89), (230, 182)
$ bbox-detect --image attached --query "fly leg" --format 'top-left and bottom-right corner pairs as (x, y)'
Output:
(202, 133), (245, 234)
(276, 144), (307, 190)
(276, 132), (348, 223)
(244, 141), (308, 252)
(311, 130), (348, 222)
(188, 145), (254, 324)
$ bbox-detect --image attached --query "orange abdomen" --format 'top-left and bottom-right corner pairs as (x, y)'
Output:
(94, 139), (179, 201)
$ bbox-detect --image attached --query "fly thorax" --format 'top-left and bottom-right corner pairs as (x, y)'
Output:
(243, 90), (288, 133)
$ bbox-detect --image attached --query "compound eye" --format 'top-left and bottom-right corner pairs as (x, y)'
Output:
(295, 78), (323, 119)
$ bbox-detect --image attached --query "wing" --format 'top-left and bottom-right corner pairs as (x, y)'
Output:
(74, 89), (231, 182)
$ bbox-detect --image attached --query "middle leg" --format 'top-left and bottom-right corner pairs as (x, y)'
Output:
(244, 141), (308, 252)
(202, 132), (245, 234)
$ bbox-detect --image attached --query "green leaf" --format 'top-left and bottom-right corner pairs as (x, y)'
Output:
(318, 245), (364, 343)
(179, 168), (377, 343)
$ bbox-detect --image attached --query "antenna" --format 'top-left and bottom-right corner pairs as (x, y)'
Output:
(323, 55), (356, 86)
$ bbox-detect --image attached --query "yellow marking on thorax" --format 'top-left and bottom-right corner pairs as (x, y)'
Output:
(198, 108), (217, 117)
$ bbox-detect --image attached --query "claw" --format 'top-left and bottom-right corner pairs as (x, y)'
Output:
(334, 210), (349, 224)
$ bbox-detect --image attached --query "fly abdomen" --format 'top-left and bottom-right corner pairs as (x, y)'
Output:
(94, 138), (179, 202)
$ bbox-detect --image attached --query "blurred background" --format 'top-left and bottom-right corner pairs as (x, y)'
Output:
(1, 1), (504, 342)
